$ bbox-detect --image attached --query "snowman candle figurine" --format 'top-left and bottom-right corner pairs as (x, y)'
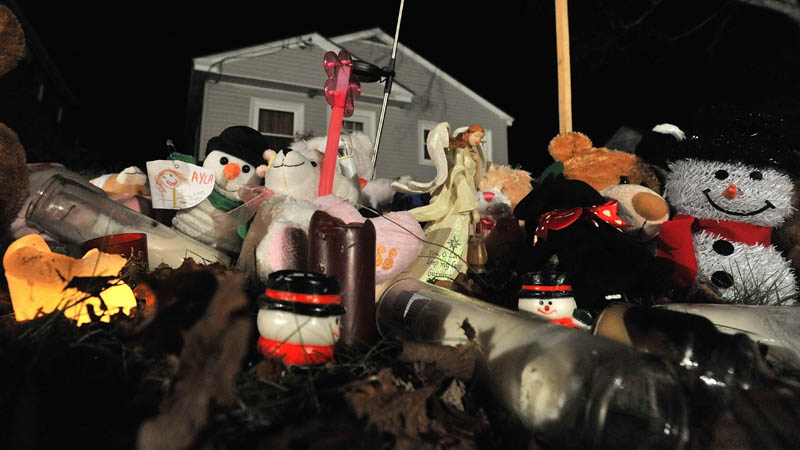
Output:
(172, 126), (268, 254)
(518, 271), (590, 330)
(257, 270), (345, 366)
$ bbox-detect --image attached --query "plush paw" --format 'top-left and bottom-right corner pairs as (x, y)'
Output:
(371, 212), (424, 284)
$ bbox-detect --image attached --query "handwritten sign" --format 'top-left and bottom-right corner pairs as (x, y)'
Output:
(146, 160), (215, 209)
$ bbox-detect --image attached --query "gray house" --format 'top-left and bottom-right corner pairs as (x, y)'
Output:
(186, 28), (514, 180)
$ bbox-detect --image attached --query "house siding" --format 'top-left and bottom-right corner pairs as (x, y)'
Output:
(336, 39), (509, 179)
(196, 32), (509, 181)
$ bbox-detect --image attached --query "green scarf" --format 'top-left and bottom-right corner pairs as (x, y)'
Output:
(207, 189), (249, 240)
(207, 189), (242, 212)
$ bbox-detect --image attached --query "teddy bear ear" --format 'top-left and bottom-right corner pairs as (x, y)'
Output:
(256, 164), (268, 178)
(548, 132), (593, 162)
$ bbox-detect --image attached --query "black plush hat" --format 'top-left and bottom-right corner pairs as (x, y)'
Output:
(636, 105), (800, 176)
(205, 126), (269, 167)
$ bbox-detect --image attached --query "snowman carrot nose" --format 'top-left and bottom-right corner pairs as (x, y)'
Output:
(723, 184), (738, 199)
(544, 304), (550, 311)
(224, 162), (241, 180)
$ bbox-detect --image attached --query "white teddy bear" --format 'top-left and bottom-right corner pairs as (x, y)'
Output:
(240, 132), (424, 284)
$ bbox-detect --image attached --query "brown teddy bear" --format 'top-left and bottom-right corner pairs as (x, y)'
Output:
(544, 131), (669, 242)
(547, 131), (661, 193)
(0, 5), (28, 234)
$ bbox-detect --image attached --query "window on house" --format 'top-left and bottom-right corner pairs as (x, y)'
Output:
(250, 97), (305, 151)
(343, 119), (364, 134)
(328, 109), (376, 141)
(258, 109), (294, 135)
(256, 109), (295, 149)
(418, 120), (439, 166)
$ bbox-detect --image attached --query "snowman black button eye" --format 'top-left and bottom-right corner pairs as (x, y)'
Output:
(538, 300), (544, 305)
(711, 271), (734, 289)
(311, 161), (317, 167)
(715, 170), (728, 180)
(750, 171), (763, 180)
(619, 176), (630, 184)
(547, 301), (553, 305)
(220, 157), (229, 165)
(712, 239), (734, 256)
(242, 165), (251, 173)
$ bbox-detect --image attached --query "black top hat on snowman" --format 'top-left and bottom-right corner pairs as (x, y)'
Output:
(205, 126), (270, 168)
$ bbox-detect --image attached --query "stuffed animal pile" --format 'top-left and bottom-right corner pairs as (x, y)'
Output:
(541, 131), (669, 243)
(513, 177), (668, 309)
(242, 133), (424, 286)
(637, 106), (800, 304)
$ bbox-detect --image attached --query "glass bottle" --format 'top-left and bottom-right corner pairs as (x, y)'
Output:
(25, 174), (231, 269)
(377, 278), (689, 449)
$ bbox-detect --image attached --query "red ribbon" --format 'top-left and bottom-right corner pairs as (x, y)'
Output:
(657, 214), (773, 289)
(534, 200), (628, 244)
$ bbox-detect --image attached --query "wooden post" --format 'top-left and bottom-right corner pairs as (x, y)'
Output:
(555, 0), (572, 133)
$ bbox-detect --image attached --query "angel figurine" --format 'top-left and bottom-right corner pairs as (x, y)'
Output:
(392, 122), (487, 284)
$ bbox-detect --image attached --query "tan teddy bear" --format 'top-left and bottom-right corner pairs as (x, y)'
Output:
(475, 163), (533, 268)
(0, 5), (28, 235)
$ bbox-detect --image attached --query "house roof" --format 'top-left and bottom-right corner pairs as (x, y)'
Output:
(193, 28), (515, 125)
(192, 32), (414, 103)
(332, 28), (514, 126)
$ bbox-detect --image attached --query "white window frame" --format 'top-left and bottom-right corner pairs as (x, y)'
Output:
(482, 128), (494, 162)
(417, 120), (440, 166)
(249, 97), (305, 139)
(326, 108), (376, 141)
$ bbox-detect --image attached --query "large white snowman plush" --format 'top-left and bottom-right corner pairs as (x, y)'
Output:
(172, 126), (268, 254)
(638, 111), (799, 304)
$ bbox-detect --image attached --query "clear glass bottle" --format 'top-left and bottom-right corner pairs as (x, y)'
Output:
(26, 174), (231, 269)
(376, 278), (689, 449)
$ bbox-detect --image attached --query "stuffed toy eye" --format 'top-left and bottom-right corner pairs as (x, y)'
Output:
(750, 171), (763, 180)
(538, 300), (545, 306)
(220, 156), (229, 165)
(310, 161), (317, 167)
(242, 165), (250, 173)
(619, 176), (630, 184)
(714, 169), (729, 180)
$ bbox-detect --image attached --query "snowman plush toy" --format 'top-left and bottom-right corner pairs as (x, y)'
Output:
(172, 126), (268, 254)
(638, 109), (799, 305)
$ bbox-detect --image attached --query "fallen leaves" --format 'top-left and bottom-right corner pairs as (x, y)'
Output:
(344, 341), (487, 450)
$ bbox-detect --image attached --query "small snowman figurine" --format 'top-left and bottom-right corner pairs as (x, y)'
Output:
(257, 270), (345, 366)
(518, 271), (590, 330)
(173, 126), (268, 254)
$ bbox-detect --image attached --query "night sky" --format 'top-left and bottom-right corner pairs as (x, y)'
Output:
(13, 0), (800, 175)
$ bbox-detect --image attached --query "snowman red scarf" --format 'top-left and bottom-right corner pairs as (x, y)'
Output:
(656, 214), (773, 289)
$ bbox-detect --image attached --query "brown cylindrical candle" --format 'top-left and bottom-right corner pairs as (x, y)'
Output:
(308, 210), (376, 347)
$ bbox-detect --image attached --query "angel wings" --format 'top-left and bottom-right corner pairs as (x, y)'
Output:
(392, 122), (487, 195)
